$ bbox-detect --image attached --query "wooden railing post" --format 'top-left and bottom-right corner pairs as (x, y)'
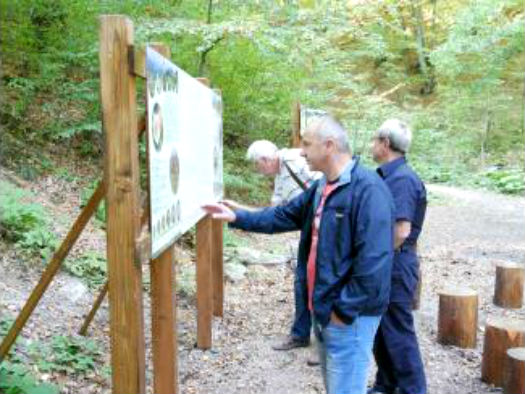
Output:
(100, 15), (145, 394)
(196, 215), (213, 349)
(147, 43), (178, 394)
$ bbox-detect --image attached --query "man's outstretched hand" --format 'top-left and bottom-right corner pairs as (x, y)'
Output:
(201, 203), (236, 222)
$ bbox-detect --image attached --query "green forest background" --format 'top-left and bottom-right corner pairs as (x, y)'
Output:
(1, 0), (524, 200)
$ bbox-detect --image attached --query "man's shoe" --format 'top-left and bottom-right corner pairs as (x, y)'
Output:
(272, 336), (309, 351)
(367, 388), (397, 394)
(306, 355), (320, 366)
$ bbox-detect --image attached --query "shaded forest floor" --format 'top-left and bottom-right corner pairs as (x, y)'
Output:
(1, 169), (524, 394)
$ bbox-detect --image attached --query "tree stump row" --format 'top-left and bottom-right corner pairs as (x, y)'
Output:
(481, 318), (525, 388)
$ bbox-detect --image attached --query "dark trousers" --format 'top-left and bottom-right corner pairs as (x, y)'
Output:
(373, 301), (426, 394)
(290, 272), (311, 339)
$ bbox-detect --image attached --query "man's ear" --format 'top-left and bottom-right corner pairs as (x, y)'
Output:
(325, 138), (336, 152)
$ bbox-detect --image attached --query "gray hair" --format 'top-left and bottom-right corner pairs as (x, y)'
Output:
(376, 119), (412, 153)
(246, 140), (279, 162)
(307, 115), (350, 153)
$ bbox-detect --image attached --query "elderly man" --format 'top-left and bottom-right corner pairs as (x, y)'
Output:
(246, 139), (319, 206)
(204, 115), (394, 394)
(369, 119), (427, 394)
(227, 139), (321, 354)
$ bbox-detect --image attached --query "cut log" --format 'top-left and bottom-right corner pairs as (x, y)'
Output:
(504, 347), (525, 394)
(482, 318), (525, 387)
(437, 286), (478, 348)
(494, 262), (524, 309)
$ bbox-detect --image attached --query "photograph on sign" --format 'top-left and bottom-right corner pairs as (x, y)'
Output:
(146, 47), (222, 258)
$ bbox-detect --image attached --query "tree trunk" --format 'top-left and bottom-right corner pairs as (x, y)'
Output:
(410, 0), (434, 94)
(494, 262), (524, 309)
(504, 347), (525, 394)
(437, 286), (478, 348)
(482, 318), (525, 387)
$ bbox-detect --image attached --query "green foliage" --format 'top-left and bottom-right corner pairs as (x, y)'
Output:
(28, 335), (102, 375)
(80, 181), (105, 225)
(0, 361), (59, 394)
(223, 226), (246, 248)
(64, 252), (107, 288)
(0, 181), (57, 258)
(481, 168), (525, 194)
(1, 0), (524, 196)
(177, 264), (196, 298)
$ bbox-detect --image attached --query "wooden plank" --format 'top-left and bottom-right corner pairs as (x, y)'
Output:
(131, 43), (170, 78)
(0, 182), (105, 361)
(78, 281), (109, 336)
(211, 220), (223, 317)
(196, 215), (213, 349)
(100, 15), (145, 394)
(146, 42), (178, 394)
(131, 46), (146, 78)
(151, 246), (178, 394)
(77, 112), (146, 337)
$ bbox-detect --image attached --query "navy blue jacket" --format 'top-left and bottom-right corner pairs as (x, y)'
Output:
(377, 156), (427, 302)
(232, 158), (395, 327)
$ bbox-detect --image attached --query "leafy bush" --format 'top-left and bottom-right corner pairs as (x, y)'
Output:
(0, 361), (58, 394)
(64, 252), (107, 288)
(0, 181), (57, 258)
(80, 181), (106, 225)
(484, 168), (524, 194)
(28, 335), (102, 375)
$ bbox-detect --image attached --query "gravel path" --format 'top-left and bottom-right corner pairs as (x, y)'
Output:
(1, 178), (524, 394)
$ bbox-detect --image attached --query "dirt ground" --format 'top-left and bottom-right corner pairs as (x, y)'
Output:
(1, 172), (524, 394)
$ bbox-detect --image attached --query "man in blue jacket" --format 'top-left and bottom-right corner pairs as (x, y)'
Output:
(203, 115), (395, 394)
(369, 119), (427, 394)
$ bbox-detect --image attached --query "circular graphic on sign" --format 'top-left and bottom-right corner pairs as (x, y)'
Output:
(169, 148), (180, 195)
(152, 102), (163, 152)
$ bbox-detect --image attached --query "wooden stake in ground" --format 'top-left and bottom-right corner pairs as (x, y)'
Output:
(196, 215), (213, 349)
(503, 347), (525, 394)
(482, 318), (525, 387)
(494, 262), (524, 309)
(437, 286), (478, 348)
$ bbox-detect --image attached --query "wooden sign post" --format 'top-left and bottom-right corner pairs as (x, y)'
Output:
(100, 15), (146, 394)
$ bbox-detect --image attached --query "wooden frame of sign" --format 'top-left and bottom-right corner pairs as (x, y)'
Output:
(0, 15), (224, 394)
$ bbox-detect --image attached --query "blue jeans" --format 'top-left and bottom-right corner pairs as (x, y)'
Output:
(314, 315), (381, 394)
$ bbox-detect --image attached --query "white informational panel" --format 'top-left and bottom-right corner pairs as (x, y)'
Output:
(147, 47), (223, 259)
(300, 106), (327, 136)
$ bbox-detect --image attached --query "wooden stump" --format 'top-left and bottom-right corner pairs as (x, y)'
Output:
(494, 262), (524, 309)
(504, 347), (525, 394)
(481, 318), (525, 387)
(437, 286), (478, 348)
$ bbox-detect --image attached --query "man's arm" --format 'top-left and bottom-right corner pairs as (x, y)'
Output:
(202, 189), (312, 234)
(394, 220), (411, 249)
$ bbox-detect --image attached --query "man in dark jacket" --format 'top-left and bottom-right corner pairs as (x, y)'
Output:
(369, 119), (427, 394)
(203, 115), (395, 394)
